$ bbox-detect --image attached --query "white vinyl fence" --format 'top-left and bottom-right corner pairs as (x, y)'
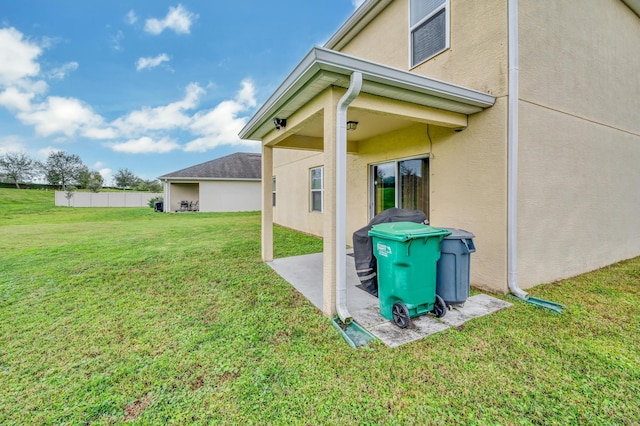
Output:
(55, 191), (162, 208)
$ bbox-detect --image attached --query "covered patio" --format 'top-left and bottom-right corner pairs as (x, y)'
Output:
(268, 251), (512, 347)
(239, 47), (496, 327)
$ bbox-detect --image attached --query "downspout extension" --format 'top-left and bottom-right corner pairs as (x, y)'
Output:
(336, 72), (363, 324)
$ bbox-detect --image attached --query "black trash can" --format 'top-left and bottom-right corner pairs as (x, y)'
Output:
(153, 200), (164, 212)
(352, 208), (428, 297)
(436, 228), (475, 305)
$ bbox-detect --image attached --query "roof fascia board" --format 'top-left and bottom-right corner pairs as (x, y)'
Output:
(621, 0), (640, 17)
(162, 177), (260, 182)
(239, 47), (495, 140)
(324, 0), (393, 50)
(313, 48), (495, 107)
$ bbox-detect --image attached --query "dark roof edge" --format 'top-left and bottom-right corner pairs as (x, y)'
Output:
(621, 0), (640, 18)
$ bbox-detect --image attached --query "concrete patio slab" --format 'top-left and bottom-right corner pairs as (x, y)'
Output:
(268, 252), (512, 348)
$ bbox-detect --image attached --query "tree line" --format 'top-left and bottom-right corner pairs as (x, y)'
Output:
(0, 151), (162, 192)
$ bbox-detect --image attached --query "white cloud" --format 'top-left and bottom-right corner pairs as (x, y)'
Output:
(144, 4), (197, 35)
(0, 27), (42, 86)
(36, 146), (61, 158)
(98, 167), (112, 183)
(110, 30), (124, 52)
(0, 135), (26, 154)
(125, 10), (138, 25)
(136, 53), (170, 71)
(108, 136), (179, 154)
(17, 96), (106, 137)
(112, 82), (204, 135)
(352, 0), (366, 8)
(82, 126), (118, 140)
(0, 87), (34, 111)
(48, 61), (78, 80)
(184, 79), (257, 152)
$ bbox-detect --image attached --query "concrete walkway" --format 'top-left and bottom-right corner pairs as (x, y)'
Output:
(268, 252), (511, 348)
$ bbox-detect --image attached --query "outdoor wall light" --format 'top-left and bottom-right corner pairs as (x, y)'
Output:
(273, 118), (286, 130)
(347, 121), (358, 131)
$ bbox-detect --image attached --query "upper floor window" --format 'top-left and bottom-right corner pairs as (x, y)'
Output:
(410, 0), (449, 67)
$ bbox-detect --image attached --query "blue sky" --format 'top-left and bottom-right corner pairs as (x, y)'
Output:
(0, 1), (365, 184)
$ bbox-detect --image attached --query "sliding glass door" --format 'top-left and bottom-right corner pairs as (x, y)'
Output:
(371, 157), (429, 219)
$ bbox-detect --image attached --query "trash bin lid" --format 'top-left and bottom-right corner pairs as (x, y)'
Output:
(441, 228), (475, 240)
(368, 221), (451, 242)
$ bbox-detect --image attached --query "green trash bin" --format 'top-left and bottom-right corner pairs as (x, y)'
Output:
(368, 222), (451, 328)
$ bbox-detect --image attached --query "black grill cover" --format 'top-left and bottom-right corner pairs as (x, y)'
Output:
(352, 208), (428, 297)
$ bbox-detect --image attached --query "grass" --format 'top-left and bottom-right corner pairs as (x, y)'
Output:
(1, 188), (639, 425)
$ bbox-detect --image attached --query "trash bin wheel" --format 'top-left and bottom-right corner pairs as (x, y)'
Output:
(392, 302), (410, 329)
(433, 295), (447, 318)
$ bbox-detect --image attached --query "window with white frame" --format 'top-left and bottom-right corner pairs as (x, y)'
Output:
(272, 176), (276, 207)
(371, 157), (429, 220)
(410, 0), (449, 67)
(310, 167), (324, 213)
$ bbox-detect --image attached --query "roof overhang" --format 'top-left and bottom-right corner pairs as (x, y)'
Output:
(239, 47), (496, 141)
(324, 0), (393, 50)
(160, 177), (260, 182)
(621, 0), (640, 17)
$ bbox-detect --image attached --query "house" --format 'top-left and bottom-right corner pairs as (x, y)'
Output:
(239, 0), (640, 318)
(159, 152), (261, 213)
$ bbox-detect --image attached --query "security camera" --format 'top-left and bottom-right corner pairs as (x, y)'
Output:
(273, 118), (287, 130)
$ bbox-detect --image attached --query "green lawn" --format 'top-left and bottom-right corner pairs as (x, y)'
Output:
(1, 188), (638, 424)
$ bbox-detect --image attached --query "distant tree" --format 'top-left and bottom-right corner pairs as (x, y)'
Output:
(114, 168), (139, 190)
(41, 151), (86, 190)
(0, 152), (37, 189)
(87, 171), (104, 193)
(135, 179), (162, 192)
(77, 165), (91, 189)
(64, 185), (76, 207)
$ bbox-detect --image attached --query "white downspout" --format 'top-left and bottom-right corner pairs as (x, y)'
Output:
(508, 0), (528, 299)
(336, 72), (363, 323)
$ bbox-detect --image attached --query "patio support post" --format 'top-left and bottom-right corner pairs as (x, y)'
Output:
(262, 144), (274, 262)
(322, 89), (340, 317)
(163, 180), (170, 213)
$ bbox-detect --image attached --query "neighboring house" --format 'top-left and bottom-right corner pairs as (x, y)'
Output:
(239, 0), (640, 317)
(159, 152), (261, 213)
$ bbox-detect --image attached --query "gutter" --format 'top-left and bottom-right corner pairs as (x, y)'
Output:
(336, 71), (363, 324)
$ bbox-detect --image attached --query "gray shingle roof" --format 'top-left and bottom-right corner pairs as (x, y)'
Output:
(159, 152), (261, 180)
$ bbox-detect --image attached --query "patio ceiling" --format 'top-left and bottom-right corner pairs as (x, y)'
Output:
(239, 47), (496, 143)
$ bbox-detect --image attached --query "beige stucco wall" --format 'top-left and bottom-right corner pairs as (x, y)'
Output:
(517, 0), (640, 287)
(272, 97), (508, 292)
(199, 180), (261, 212)
(273, 149), (325, 236)
(269, 0), (640, 295)
(339, 0), (508, 96)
